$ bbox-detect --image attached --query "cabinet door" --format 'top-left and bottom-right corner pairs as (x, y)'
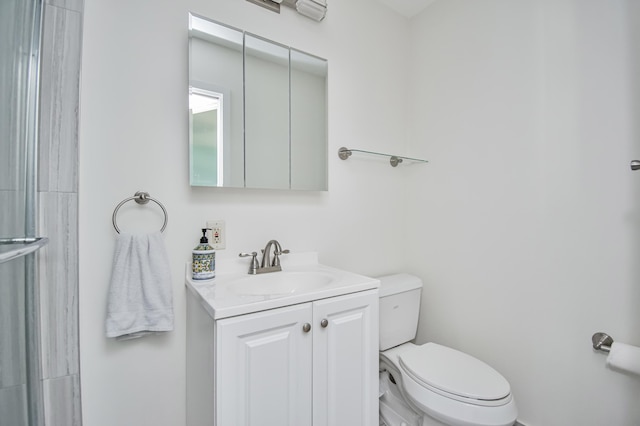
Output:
(312, 290), (379, 426)
(216, 303), (313, 426)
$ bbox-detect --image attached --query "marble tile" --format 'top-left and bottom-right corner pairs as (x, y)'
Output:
(38, 192), (79, 379)
(0, 384), (28, 426)
(43, 375), (82, 426)
(0, 118), (19, 192)
(0, 190), (25, 236)
(0, 258), (26, 389)
(0, 1), (24, 192)
(36, 2), (83, 421)
(46, 0), (84, 13)
(0, 1), (22, 190)
(38, 4), (82, 193)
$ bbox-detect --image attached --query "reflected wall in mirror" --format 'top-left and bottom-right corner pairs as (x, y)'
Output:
(291, 49), (328, 190)
(189, 15), (244, 187)
(245, 34), (290, 190)
(188, 13), (328, 190)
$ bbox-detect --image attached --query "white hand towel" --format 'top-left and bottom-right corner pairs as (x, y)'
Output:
(106, 231), (174, 340)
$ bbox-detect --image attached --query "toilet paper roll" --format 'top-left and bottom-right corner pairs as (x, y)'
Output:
(606, 342), (640, 376)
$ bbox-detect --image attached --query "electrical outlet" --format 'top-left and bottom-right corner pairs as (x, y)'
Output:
(206, 220), (226, 250)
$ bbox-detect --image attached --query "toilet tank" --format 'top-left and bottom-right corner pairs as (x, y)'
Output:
(378, 274), (423, 351)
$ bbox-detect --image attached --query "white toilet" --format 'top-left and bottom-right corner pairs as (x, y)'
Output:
(378, 274), (518, 426)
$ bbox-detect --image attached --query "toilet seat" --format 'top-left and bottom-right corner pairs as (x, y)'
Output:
(399, 343), (511, 407)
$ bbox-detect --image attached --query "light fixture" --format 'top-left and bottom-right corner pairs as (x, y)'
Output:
(246, 0), (281, 14)
(295, 0), (326, 21)
(246, 0), (327, 22)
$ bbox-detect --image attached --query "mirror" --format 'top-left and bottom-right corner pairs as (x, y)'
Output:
(290, 49), (328, 190)
(189, 15), (244, 187)
(244, 34), (290, 189)
(188, 13), (328, 190)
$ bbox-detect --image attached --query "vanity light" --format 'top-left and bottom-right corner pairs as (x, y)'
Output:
(295, 0), (327, 21)
(246, 0), (281, 13)
(246, 0), (327, 21)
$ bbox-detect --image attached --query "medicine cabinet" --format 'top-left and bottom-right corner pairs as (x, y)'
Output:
(188, 13), (328, 190)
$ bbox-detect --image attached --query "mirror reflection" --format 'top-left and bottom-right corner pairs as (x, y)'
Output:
(189, 15), (243, 187)
(291, 49), (328, 190)
(189, 88), (222, 186)
(188, 13), (328, 190)
(245, 34), (290, 189)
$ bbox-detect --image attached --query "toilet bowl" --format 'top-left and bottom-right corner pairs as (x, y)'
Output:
(380, 342), (517, 426)
(377, 274), (518, 426)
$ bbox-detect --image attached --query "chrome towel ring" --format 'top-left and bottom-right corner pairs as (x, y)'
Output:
(112, 191), (168, 234)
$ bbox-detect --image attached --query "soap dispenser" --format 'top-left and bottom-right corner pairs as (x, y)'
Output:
(192, 228), (215, 281)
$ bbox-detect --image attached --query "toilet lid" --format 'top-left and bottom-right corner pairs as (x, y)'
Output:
(399, 343), (511, 401)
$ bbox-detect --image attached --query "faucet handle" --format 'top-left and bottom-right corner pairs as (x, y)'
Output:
(239, 252), (260, 274)
(272, 249), (290, 267)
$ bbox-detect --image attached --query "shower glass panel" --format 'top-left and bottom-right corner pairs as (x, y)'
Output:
(0, 0), (45, 425)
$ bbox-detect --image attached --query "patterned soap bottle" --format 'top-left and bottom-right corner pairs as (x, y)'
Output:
(192, 228), (215, 280)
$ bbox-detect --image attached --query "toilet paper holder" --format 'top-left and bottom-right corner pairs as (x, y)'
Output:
(592, 332), (614, 353)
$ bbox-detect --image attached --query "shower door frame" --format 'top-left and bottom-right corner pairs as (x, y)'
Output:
(0, 0), (47, 424)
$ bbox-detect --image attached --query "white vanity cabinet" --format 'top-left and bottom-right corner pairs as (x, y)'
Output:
(311, 290), (379, 426)
(216, 289), (378, 426)
(215, 302), (313, 426)
(186, 287), (378, 426)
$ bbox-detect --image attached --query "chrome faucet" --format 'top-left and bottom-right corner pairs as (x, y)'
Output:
(261, 239), (281, 269)
(239, 239), (289, 274)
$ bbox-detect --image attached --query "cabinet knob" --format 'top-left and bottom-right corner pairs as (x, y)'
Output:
(302, 323), (311, 333)
(320, 319), (329, 328)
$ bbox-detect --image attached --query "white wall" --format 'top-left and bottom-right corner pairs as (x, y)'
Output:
(407, 1), (640, 425)
(81, 0), (640, 425)
(79, 1), (410, 426)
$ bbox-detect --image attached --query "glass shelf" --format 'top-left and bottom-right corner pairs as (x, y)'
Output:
(337, 147), (428, 167)
(0, 237), (49, 264)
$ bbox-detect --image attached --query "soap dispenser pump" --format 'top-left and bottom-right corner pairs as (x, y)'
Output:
(192, 228), (215, 280)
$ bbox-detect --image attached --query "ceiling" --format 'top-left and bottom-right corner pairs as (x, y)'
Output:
(375, 0), (437, 18)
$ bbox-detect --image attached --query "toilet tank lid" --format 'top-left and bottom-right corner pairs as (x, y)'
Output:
(377, 273), (423, 297)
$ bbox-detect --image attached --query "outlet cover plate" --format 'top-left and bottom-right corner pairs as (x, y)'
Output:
(206, 220), (225, 250)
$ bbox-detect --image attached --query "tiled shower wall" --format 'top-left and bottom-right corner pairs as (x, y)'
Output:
(38, 0), (83, 424)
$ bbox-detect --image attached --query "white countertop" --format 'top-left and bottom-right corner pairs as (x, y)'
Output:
(185, 252), (380, 319)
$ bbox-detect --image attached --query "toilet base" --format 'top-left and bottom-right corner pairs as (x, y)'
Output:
(379, 370), (448, 426)
(379, 370), (421, 426)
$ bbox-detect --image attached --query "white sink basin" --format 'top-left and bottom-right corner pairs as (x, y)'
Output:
(230, 271), (335, 296)
(185, 252), (380, 319)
